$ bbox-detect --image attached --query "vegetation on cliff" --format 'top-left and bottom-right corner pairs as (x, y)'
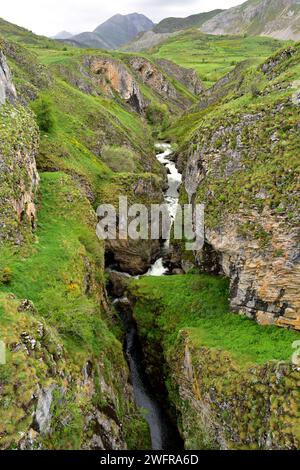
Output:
(150, 30), (287, 86)
(0, 12), (299, 451)
(167, 42), (300, 330)
(128, 275), (300, 449)
(0, 172), (150, 449)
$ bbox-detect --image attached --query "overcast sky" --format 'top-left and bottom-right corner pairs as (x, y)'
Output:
(0, 0), (243, 36)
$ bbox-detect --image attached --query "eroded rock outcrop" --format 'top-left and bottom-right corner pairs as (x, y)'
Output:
(99, 173), (165, 275)
(0, 51), (17, 105)
(128, 278), (300, 450)
(90, 56), (146, 113)
(156, 58), (205, 96)
(0, 53), (39, 244)
(174, 44), (300, 330)
(128, 57), (192, 109)
(171, 333), (300, 450)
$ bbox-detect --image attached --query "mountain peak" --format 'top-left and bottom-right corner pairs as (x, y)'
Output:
(52, 30), (73, 40)
(200, 0), (300, 40)
(92, 12), (154, 49)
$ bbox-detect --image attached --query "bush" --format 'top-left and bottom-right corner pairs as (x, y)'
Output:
(31, 96), (55, 133)
(251, 83), (260, 98)
(0, 267), (12, 285)
(101, 145), (138, 173)
(146, 103), (170, 131)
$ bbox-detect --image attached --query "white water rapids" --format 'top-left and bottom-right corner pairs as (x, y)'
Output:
(109, 144), (184, 450)
(146, 143), (182, 276)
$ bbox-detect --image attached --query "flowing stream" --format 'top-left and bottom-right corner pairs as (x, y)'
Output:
(146, 143), (182, 276)
(110, 144), (183, 450)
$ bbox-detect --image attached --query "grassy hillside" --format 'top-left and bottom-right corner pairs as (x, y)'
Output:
(201, 0), (300, 41)
(166, 42), (300, 219)
(129, 275), (300, 450)
(151, 30), (288, 86)
(153, 10), (223, 34)
(129, 275), (299, 365)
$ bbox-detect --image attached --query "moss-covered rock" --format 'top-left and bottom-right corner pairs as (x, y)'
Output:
(0, 101), (39, 245)
(0, 172), (151, 450)
(128, 274), (300, 450)
(170, 43), (300, 330)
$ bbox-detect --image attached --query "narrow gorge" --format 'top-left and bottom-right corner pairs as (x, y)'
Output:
(0, 6), (299, 453)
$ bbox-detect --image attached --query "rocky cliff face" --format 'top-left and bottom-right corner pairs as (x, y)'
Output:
(98, 173), (166, 275)
(171, 332), (300, 450)
(0, 51), (16, 105)
(201, 0), (300, 41)
(174, 45), (300, 330)
(90, 56), (146, 114)
(128, 56), (192, 109)
(121, 30), (180, 53)
(0, 52), (39, 245)
(156, 58), (205, 96)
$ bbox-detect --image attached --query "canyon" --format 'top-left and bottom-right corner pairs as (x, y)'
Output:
(0, 12), (299, 452)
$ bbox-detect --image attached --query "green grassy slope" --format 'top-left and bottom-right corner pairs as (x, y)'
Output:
(151, 30), (288, 86)
(153, 10), (223, 34)
(129, 275), (299, 365)
(0, 172), (150, 449)
(0, 17), (64, 49)
(166, 43), (300, 229)
(128, 275), (300, 450)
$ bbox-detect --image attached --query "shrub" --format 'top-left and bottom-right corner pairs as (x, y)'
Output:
(31, 96), (55, 133)
(146, 103), (170, 131)
(0, 267), (12, 285)
(101, 145), (138, 173)
(251, 83), (260, 98)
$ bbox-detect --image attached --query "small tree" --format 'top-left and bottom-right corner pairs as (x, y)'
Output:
(251, 83), (260, 98)
(146, 103), (170, 130)
(31, 96), (55, 133)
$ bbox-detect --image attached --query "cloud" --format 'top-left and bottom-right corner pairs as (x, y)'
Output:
(0, 0), (242, 36)
(142, 0), (200, 5)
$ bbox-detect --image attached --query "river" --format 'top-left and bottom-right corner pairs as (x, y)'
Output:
(110, 143), (184, 450)
(146, 143), (182, 276)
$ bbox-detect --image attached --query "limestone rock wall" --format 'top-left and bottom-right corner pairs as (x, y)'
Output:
(90, 56), (146, 113)
(170, 332), (300, 450)
(156, 58), (205, 96)
(178, 93), (300, 329)
(0, 51), (17, 104)
(0, 294), (140, 450)
(0, 52), (39, 245)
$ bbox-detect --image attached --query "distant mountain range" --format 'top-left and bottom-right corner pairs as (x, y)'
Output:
(153, 9), (223, 33)
(60, 13), (154, 49)
(201, 0), (300, 40)
(52, 31), (73, 40)
(52, 0), (300, 50)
